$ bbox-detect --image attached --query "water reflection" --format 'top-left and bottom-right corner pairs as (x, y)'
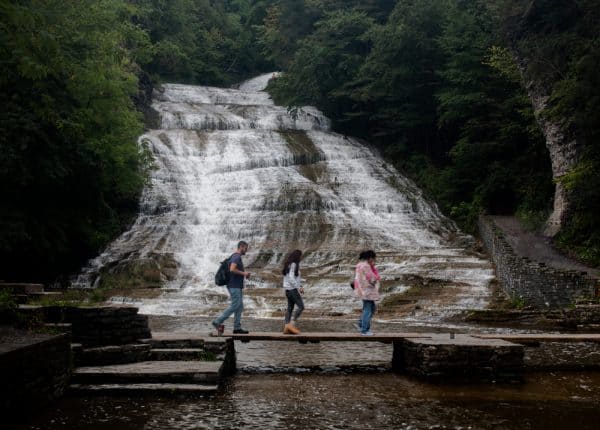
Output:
(19, 372), (600, 430)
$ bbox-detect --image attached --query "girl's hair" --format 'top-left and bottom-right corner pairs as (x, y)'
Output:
(358, 250), (376, 261)
(282, 249), (302, 276)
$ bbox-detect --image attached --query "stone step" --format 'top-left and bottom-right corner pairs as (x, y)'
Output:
(69, 383), (218, 396)
(75, 344), (152, 366)
(72, 360), (224, 385)
(140, 333), (206, 349)
(28, 291), (63, 297)
(150, 348), (215, 361)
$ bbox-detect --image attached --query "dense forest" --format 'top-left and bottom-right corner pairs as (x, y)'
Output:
(1, 0), (598, 283)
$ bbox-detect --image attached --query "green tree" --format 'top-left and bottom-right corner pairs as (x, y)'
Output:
(431, 1), (553, 228)
(0, 0), (150, 281)
(269, 9), (374, 123)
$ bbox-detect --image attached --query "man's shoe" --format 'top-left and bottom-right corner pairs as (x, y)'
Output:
(361, 331), (374, 336)
(233, 328), (249, 334)
(212, 321), (225, 336)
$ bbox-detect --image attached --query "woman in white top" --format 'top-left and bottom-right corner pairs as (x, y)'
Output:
(282, 249), (304, 334)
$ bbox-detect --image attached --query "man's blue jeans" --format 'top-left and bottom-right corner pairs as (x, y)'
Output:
(213, 287), (244, 330)
(360, 300), (376, 333)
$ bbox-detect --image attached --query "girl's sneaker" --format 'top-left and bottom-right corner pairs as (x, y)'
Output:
(283, 323), (300, 334)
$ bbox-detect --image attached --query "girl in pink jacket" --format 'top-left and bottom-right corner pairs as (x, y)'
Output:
(353, 250), (380, 336)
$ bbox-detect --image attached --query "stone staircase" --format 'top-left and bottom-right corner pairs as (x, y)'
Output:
(70, 333), (235, 396)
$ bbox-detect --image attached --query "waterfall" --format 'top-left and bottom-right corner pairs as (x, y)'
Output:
(74, 73), (493, 322)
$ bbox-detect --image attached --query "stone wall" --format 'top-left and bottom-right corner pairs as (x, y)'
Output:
(32, 306), (152, 346)
(392, 335), (524, 382)
(66, 307), (151, 346)
(478, 215), (596, 308)
(0, 333), (71, 423)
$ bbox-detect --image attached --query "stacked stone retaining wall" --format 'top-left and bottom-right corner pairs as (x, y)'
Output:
(0, 333), (71, 423)
(66, 307), (151, 346)
(478, 215), (597, 308)
(33, 306), (152, 346)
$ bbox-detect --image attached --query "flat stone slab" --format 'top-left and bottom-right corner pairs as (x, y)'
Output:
(0, 327), (64, 354)
(75, 360), (223, 374)
(27, 291), (63, 296)
(81, 344), (151, 353)
(150, 348), (211, 361)
(70, 383), (218, 395)
(141, 332), (210, 348)
(76, 344), (152, 366)
(73, 360), (224, 384)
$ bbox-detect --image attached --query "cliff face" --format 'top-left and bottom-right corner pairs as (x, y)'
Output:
(504, 2), (584, 237)
(517, 67), (582, 237)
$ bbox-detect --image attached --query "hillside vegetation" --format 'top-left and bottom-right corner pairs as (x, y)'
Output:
(1, 0), (598, 283)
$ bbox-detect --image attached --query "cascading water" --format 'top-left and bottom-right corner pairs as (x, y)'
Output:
(75, 73), (494, 322)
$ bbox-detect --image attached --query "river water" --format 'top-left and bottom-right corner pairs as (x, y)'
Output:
(16, 370), (600, 430)
(15, 316), (600, 430)
(51, 75), (600, 429)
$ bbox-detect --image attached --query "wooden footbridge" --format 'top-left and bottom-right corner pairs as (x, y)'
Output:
(212, 331), (600, 381)
(225, 331), (600, 344)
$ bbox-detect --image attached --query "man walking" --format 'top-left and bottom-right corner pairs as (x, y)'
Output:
(212, 241), (251, 334)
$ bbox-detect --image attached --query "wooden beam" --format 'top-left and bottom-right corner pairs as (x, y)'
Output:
(222, 332), (432, 342)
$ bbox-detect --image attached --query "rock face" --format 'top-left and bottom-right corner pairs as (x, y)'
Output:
(516, 71), (581, 237)
(505, 10), (583, 237)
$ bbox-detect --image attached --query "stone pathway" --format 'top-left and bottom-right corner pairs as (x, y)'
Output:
(491, 216), (599, 278)
(74, 360), (224, 383)
(70, 334), (233, 395)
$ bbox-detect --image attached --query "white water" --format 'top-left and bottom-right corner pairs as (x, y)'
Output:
(75, 73), (494, 322)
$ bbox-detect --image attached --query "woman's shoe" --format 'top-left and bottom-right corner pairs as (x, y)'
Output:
(291, 323), (301, 334)
(283, 323), (299, 334)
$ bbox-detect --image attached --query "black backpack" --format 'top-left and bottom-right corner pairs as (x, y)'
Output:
(215, 254), (235, 286)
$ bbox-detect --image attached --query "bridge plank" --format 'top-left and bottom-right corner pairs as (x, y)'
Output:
(222, 332), (432, 342)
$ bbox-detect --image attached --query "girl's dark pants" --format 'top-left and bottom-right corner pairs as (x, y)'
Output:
(285, 289), (304, 323)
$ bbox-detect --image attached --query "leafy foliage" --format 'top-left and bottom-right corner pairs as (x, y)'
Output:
(269, 0), (554, 233)
(504, 0), (600, 265)
(0, 0), (273, 283)
(132, 0), (269, 85)
(0, 0), (152, 282)
(1, 0), (598, 285)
